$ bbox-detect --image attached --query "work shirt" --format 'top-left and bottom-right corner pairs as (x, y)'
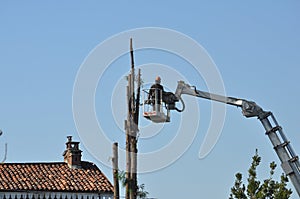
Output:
(149, 83), (164, 104)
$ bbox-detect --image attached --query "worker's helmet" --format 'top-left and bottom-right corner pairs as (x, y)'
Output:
(155, 76), (161, 84)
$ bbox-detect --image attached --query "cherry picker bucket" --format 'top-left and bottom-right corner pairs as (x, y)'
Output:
(143, 89), (170, 123)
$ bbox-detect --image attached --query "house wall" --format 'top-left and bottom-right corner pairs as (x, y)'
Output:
(0, 191), (113, 199)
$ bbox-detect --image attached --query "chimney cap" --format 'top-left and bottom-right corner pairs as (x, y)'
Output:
(67, 136), (72, 142)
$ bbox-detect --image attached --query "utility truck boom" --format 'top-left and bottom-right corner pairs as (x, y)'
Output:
(143, 80), (300, 196)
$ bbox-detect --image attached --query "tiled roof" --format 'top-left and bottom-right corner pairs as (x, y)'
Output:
(0, 161), (113, 193)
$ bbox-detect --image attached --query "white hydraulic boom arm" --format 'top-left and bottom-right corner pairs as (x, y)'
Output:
(174, 80), (300, 196)
(175, 80), (264, 118)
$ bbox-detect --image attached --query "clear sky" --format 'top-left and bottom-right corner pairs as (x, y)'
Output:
(1, 1), (300, 198)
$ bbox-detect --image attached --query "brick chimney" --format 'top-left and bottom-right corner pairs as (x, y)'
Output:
(62, 136), (82, 169)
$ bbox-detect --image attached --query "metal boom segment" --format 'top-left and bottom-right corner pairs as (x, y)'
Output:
(174, 80), (300, 196)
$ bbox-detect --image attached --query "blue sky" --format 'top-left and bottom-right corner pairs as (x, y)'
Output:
(1, 1), (300, 198)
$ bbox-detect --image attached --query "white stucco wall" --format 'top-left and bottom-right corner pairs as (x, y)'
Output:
(0, 191), (113, 199)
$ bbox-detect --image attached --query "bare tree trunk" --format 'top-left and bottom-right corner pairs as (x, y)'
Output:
(127, 38), (139, 199)
(125, 82), (131, 199)
(112, 142), (119, 199)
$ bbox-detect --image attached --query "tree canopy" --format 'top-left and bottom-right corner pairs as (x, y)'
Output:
(229, 149), (293, 199)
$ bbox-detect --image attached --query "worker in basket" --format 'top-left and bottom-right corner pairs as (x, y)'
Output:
(147, 76), (164, 111)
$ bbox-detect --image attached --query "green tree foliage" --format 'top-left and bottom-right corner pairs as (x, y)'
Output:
(118, 171), (149, 199)
(229, 149), (292, 199)
(137, 184), (149, 199)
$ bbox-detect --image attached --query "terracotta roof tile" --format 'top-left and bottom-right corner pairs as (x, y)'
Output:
(0, 161), (113, 193)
